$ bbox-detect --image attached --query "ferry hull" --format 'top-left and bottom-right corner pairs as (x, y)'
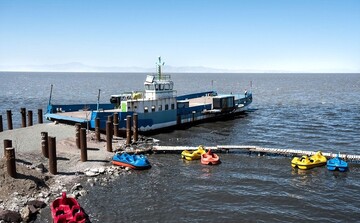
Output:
(45, 93), (252, 134)
(46, 100), (251, 134)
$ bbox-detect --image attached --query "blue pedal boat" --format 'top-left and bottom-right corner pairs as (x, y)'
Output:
(112, 152), (151, 170)
(327, 155), (348, 172)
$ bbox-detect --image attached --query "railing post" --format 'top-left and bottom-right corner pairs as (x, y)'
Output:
(38, 109), (43, 124)
(21, 107), (26, 128)
(6, 110), (13, 130)
(113, 113), (119, 137)
(177, 115), (181, 126)
(106, 121), (112, 152)
(95, 118), (100, 141)
(80, 128), (87, 162)
(28, 110), (33, 126)
(133, 113), (138, 142)
(75, 123), (81, 149)
(41, 132), (49, 158)
(48, 136), (57, 175)
(5, 147), (17, 178)
(126, 115), (132, 146)
(3, 139), (12, 158)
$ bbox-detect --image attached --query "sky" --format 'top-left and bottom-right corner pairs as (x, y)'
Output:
(0, 0), (359, 72)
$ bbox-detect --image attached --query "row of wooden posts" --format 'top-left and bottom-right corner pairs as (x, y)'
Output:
(91, 113), (139, 151)
(0, 108), (44, 132)
(3, 113), (139, 178)
(105, 113), (139, 146)
(0, 109), (138, 145)
(3, 133), (58, 178)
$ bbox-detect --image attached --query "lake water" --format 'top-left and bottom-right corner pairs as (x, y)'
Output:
(1, 72), (360, 222)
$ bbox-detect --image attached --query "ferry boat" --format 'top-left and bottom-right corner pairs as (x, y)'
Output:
(45, 57), (253, 133)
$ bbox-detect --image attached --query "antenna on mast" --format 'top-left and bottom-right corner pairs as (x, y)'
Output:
(156, 56), (165, 79)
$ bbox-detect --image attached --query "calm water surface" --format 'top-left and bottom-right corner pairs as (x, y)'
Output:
(1, 72), (360, 222)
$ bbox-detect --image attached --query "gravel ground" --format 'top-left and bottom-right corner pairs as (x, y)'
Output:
(0, 123), (76, 157)
(0, 123), (125, 217)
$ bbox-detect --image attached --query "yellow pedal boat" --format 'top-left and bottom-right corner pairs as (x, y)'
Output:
(291, 151), (327, 170)
(181, 146), (206, 161)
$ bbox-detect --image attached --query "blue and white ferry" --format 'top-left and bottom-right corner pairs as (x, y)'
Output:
(45, 57), (252, 133)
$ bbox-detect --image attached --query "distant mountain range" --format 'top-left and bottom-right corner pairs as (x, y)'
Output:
(0, 62), (252, 73)
(0, 62), (358, 73)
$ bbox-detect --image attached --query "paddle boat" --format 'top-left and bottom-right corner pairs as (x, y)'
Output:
(112, 152), (151, 170)
(181, 145), (206, 161)
(201, 149), (221, 165)
(327, 154), (349, 172)
(291, 151), (327, 170)
(50, 192), (86, 223)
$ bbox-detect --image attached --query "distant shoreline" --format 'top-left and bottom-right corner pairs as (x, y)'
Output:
(1, 70), (359, 74)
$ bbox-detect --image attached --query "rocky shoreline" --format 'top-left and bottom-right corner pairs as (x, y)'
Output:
(0, 123), (154, 223)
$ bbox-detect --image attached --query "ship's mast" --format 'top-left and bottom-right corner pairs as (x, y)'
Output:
(156, 56), (165, 80)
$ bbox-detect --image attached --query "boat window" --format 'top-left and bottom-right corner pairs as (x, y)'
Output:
(165, 104), (169, 110)
(148, 84), (155, 90)
(144, 106), (148, 113)
(159, 84), (164, 90)
(164, 84), (170, 90)
(151, 105), (155, 112)
(158, 105), (162, 111)
(171, 104), (175, 110)
(155, 84), (159, 90)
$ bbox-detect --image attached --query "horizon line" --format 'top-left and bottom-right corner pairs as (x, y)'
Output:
(1, 70), (359, 74)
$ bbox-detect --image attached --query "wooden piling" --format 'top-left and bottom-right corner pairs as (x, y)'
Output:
(3, 139), (12, 158)
(113, 113), (119, 137)
(126, 115), (131, 146)
(95, 118), (100, 141)
(48, 136), (57, 175)
(0, 115), (3, 132)
(21, 107), (26, 128)
(75, 123), (81, 149)
(28, 110), (33, 126)
(5, 147), (17, 178)
(80, 128), (87, 162)
(107, 115), (113, 136)
(133, 113), (138, 142)
(7, 110), (13, 130)
(41, 132), (49, 158)
(106, 121), (112, 152)
(38, 109), (43, 124)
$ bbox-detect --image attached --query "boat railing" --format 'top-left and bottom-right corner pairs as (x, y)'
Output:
(143, 90), (177, 100)
(154, 74), (171, 81)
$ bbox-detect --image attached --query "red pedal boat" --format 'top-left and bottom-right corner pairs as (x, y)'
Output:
(50, 192), (86, 223)
(201, 149), (221, 165)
